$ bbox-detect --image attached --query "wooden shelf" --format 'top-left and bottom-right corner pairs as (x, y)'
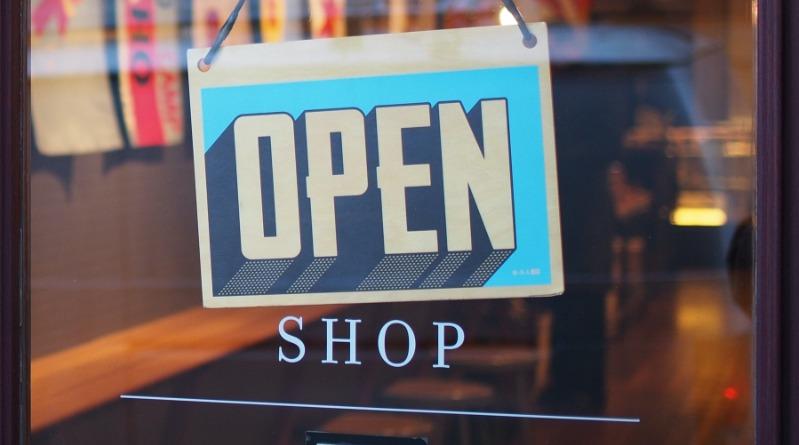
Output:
(32, 304), (341, 431)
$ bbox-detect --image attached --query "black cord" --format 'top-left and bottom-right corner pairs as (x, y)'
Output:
(199, 0), (536, 71)
(198, 0), (248, 71)
(500, 0), (537, 48)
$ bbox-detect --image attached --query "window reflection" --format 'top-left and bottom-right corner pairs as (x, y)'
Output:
(30, 0), (754, 443)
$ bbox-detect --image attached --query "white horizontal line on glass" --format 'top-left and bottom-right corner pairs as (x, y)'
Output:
(120, 394), (641, 424)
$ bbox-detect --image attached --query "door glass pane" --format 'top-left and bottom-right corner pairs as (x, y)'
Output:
(30, 0), (755, 443)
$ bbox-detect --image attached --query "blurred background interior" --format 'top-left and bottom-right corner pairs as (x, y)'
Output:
(29, 0), (754, 443)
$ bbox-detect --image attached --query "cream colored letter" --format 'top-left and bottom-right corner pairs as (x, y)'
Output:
(439, 99), (515, 251)
(234, 114), (301, 259)
(376, 105), (438, 254)
(305, 109), (369, 257)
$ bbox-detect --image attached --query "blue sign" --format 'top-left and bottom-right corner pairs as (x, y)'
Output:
(188, 24), (563, 307)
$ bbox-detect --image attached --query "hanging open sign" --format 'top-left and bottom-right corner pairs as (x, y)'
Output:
(188, 24), (563, 307)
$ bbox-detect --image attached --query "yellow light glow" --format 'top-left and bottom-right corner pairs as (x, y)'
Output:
(499, 7), (516, 26)
(670, 207), (728, 227)
(723, 141), (752, 157)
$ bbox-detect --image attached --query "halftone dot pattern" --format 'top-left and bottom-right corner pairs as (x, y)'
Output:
(287, 257), (336, 294)
(464, 250), (513, 287)
(420, 252), (470, 288)
(357, 253), (437, 291)
(218, 260), (293, 296)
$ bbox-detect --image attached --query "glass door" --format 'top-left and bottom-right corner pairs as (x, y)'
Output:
(21, 0), (760, 443)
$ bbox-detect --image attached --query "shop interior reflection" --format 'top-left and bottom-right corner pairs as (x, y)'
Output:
(30, 0), (754, 443)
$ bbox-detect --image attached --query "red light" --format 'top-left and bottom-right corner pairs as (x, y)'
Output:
(723, 387), (739, 400)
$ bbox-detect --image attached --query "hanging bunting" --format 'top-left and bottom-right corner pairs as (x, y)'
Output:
(253, 0), (302, 42)
(282, 0), (305, 41)
(115, 0), (184, 148)
(388, 0), (408, 33)
(523, 0), (593, 23)
(442, 0), (496, 28)
(258, 0), (286, 42)
(193, 0), (255, 47)
(349, 0), (387, 35)
(389, 0), (439, 32)
(411, 0), (437, 30)
(31, 0), (124, 156)
(309, 0), (347, 38)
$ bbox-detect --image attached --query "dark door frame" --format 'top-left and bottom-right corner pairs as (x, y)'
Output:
(0, 0), (30, 444)
(0, 0), (796, 444)
(756, 0), (799, 444)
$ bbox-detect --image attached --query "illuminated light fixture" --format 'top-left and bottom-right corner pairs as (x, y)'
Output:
(670, 207), (728, 227)
(499, 6), (516, 26)
(723, 141), (752, 157)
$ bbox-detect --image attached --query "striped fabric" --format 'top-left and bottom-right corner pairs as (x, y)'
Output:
(309, 0), (347, 38)
(115, 0), (183, 148)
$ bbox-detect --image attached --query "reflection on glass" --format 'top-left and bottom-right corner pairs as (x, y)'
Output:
(30, 0), (754, 443)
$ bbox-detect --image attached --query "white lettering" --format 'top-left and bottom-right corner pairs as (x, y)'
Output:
(433, 321), (465, 368)
(377, 320), (417, 367)
(321, 318), (362, 365)
(278, 316), (306, 363)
